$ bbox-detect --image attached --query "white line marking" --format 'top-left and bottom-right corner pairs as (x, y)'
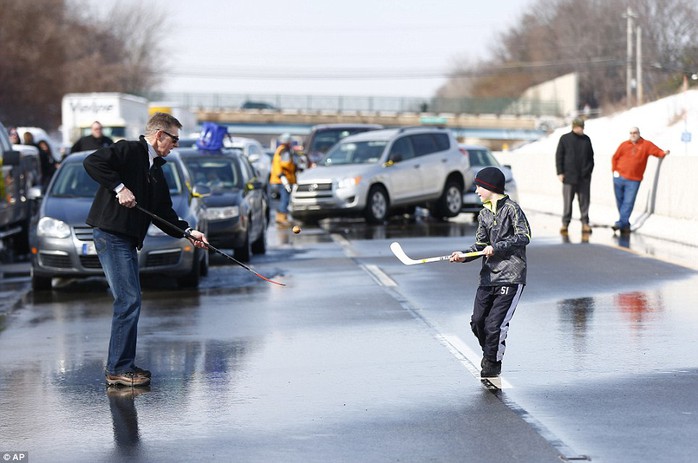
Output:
(362, 264), (397, 287)
(440, 334), (513, 389)
(331, 233), (356, 257)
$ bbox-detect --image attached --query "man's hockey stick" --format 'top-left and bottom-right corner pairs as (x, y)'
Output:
(135, 204), (286, 286)
(389, 241), (485, 266)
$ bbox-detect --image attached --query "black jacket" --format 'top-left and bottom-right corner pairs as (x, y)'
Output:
(464, 196), (531, 285)
(71, 135), (114, 153)
(83, 136), (189, 248)
(555, 131), (594, 184)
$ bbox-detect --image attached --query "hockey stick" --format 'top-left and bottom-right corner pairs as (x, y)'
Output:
(135, 204), (286, 286)
(389, 241), (485, 266)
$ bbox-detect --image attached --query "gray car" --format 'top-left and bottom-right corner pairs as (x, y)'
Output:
(291, 127), (471, 224)
(29, 151), (209, 291)
(459, 144), (519, 215)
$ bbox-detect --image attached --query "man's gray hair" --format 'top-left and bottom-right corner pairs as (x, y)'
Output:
(145, 112), (182, 136)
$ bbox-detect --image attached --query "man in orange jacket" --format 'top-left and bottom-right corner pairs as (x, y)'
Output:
(611, 127), (669, 234)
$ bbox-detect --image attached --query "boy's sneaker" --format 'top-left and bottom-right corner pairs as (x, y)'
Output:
(106, 371), (151, 387)
(480, 358), (502, 378)
(582, 224), (592, 233)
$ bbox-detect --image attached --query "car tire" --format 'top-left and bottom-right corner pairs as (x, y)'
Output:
(199, 248), (209, 277)
(234, 226), (252, 262)
(432, 180), (463, 219)
(251, 214), (267, 255)
(178, 253), (201, 288)
(31, 274), (52, 291)
(364, 185), (389, 224)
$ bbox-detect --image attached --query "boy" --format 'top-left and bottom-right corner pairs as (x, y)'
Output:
(450, 167), (531, 377)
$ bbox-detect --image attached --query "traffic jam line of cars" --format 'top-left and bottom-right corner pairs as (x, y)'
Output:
(25, 124), (517, 291)
(28, 145), (269, 291)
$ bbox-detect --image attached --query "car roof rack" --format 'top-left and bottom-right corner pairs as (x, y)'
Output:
(397, 125), (446, 133)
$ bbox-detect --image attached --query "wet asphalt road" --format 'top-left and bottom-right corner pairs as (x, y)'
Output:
(1, 210), (698, 462)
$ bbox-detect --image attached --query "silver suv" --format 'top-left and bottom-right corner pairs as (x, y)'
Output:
(291, 127), (471, 224)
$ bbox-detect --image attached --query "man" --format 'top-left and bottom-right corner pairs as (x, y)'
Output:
(83, 112), (209, 387)
(71, 121), (114, 153)
(555, 117), (595, 234)
(611, 127), (669, 234)
(269, 133), (298, 226)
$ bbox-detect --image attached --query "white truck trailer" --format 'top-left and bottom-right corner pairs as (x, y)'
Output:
(61, 92), (149, 147)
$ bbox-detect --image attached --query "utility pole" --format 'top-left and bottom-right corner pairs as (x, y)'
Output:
(636, 26), (643, 105)
(624, 7), (637, 107)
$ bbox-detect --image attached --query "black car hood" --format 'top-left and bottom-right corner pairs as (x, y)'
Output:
(201, 189), (243, 208)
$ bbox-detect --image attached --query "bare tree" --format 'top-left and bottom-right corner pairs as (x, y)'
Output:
(0, 0), (167, 130)
(441, 0), (698, 112)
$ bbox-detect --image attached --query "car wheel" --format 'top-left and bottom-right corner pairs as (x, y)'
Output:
(234, 226), (252, 262)
(432, 181), (463, 219)
(32, 274), (52, 291)
(251, 214), (267, 255)
(364, 186), (389, 224)
(199, 248), (209, 277)
(178, 253), (201, 288)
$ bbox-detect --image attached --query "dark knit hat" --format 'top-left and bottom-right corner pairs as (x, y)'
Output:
(474, 167), (505, 194)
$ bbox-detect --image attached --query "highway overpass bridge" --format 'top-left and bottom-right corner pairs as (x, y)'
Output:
(193, 108), (552, 149)
(149, 92), (559, 148)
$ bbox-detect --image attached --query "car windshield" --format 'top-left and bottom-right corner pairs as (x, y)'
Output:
(309, 129), (368, 156)
(49, 164), (99, 198)
(185, 158), (241, 190)
(49, 162), (182, 198)
(322, 140), (387, 166)
(467, 149), (500, 167)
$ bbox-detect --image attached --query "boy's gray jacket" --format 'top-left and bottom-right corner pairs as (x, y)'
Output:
(464, 196), (531, 285)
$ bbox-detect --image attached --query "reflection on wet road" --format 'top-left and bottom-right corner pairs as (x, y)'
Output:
(1, 210), (697, 462)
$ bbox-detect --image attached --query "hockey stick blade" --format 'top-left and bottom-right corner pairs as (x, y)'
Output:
(389, 242), (484, 265)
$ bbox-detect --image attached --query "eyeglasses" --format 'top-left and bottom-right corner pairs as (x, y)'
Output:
(629, 131), (639, 135)
(161, 130), (180, 144)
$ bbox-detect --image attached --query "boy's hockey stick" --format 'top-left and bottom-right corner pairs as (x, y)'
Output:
(389, 241), (485, 266)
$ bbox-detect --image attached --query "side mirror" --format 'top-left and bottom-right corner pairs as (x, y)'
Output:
(388, 153), (402, 163)
(192, 184), (211, 198)
(2, 149), (21, 166)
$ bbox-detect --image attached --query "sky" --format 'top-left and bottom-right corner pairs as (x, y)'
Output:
(88, 0), (535, 98)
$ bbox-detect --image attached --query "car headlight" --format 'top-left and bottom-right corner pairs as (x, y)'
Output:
(37, 216), (71, 239)
(337, 176), (361, 190)
(205, 206), (240, 220)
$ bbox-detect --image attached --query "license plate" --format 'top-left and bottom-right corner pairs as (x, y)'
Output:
(80, 242), (97, 255)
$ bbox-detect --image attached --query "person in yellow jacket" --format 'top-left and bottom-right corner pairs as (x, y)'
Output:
(270, 133), (298, 225)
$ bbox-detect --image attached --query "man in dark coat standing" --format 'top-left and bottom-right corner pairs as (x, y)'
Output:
(71, 121), (114, 154)
(555, 117), (594, 234)
(84, 112), (209, 388)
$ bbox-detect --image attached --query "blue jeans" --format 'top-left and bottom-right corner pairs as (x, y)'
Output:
(278, 186), (290, 214)
(93, 228), (142, 375)
(613, 176), (641, 229)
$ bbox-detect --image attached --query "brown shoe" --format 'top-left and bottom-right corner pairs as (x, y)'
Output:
(133, 366), (151, 378)
(106, 372), (151, 387)
(560, 225), (569, 234)
(582, 224), (592, 234)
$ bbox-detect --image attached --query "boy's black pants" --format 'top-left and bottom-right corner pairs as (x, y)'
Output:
(471, 284), (525, 362)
